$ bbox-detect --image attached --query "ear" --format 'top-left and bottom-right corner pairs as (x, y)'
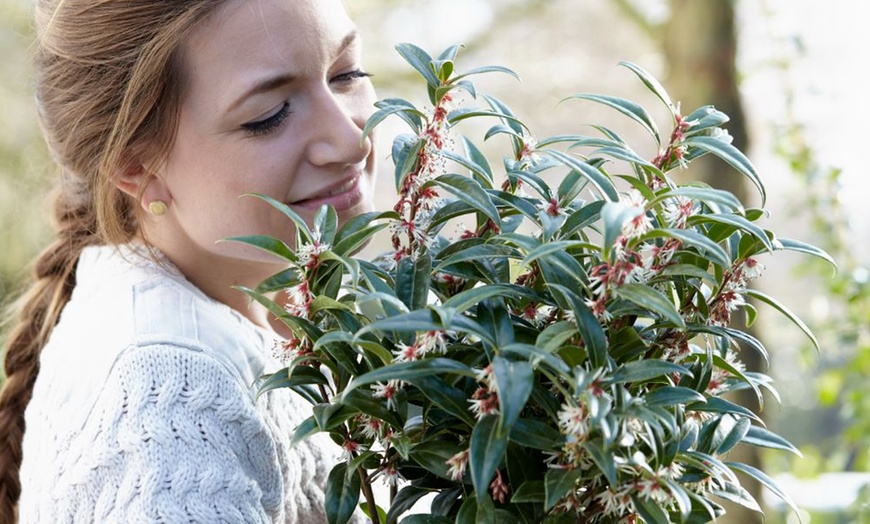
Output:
(112, 162), (172, 213)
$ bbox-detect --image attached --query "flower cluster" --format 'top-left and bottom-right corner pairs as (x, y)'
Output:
(243, 46), (821, 524)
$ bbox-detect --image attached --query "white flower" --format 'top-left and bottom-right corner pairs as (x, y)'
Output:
(662, 196), (695, 228)
(296, 239), (330, 268)
(445, 449), (470, 481)
(417, 330), (447, 355)
(557, 404), (589, 439)
(372, 380), (401, 410)
(637, 477), (672, 504)
(739, 257), (765, 280)
(595, 484), (635, 516)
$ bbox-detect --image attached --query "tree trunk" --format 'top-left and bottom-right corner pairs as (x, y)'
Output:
(664, 2), (764, 523)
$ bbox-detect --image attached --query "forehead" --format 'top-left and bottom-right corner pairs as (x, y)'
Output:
(180, 0), (355, 107)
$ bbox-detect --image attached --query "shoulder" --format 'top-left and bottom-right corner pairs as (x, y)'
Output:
(28, 244), (275, 439)
(20, 343), (284, 522)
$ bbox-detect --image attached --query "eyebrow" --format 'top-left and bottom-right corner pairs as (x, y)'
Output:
(226, 29), (361, 116)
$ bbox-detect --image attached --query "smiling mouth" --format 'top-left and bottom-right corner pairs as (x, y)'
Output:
(290, 175), (365, 211)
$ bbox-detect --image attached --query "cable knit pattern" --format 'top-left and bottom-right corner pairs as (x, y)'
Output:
(18, 245), (346, 523)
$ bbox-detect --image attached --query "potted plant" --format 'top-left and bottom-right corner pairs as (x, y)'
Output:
(235, 44), (830, 523)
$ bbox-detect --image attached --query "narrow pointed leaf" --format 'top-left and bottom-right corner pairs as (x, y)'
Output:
(470, 414), (510, 501)
(395, 42), (440, 87)
(619, 61), (676, 114)
(776, 237), (836, 272)
(325, 462), (361, 524)
(727, 461), (801, 517)
(433, 174), (501, 227)
(615, 283), (686, 328)
(684, 135), (765, 205)
(566, 93), (660, 145)
(746, 288), (820, 353)
(493, 356), (534, 433)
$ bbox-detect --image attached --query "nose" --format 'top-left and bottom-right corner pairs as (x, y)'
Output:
(305, 88), (372, 168)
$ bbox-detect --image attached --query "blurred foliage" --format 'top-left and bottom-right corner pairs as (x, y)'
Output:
(0, 0), (53, 323)
(773, 40), (870, 475)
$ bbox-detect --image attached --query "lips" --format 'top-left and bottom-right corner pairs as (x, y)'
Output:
(290, 174), (365, 212)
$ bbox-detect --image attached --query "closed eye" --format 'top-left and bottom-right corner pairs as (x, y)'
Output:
(331, 69), (372, 84)
(241, 102), (291, 137)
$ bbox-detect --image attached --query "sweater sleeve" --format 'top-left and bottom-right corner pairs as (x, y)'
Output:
(49, 344), (284, 523)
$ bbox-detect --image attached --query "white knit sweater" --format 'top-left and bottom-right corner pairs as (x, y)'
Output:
(19, 245), (348, 523)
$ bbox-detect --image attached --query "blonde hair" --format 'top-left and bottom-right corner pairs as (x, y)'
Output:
(0, 0), (226, 519)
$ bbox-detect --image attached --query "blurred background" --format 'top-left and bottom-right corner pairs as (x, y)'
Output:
(1, 0), (867, 522)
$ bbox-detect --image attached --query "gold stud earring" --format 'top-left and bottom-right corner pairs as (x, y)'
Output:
(148, 200), (168, 216)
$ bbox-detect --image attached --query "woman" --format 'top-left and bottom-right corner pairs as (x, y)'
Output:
(0, 0), (377, 521)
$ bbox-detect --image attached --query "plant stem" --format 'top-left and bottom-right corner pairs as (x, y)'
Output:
(358, 465), (380, 524)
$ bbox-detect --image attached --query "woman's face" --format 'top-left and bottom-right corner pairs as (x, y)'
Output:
(147, 0), (376, 287)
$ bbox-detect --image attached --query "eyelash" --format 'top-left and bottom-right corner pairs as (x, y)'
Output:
(241, 69), (372, 138)
(242, 102), (291, 138)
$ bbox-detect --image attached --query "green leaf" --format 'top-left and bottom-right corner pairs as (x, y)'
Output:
(746, 288), (819, 353)
(395, 254), (432, 311)
(776, 237), (836, 272)
(742, 425), (802, 456)
(547, 284), (608, 369)
(244, 193), (313, 244)
(688, 397), (761, 423)
(360, 503), (388, 524)
(433, 244), (519, 274)
(717, 416), (752, 454)
(712, 481), (762, 513)
(492, 357), (533, 434)
(522, 240), (597, 268)
(313, 403), (359, 431)
(632, 495), (670, 523)
(646, 228), (732, 268)
(364, 104), (425, 144)
(583, 440), (618, 486)
(566, 93), (660, 145)
(433, 174), (502, 227)
(222, 234), (296, 263)
(385, 485), (429, 524)
(413, 376), (476, 426)
(684, 135), (766, 205)
(511, 480), (545, 503)
(344, 358), (476, 394)
(333, 210), (397, 256)
(452, 64), (520, 83)
(394, 136), (424, 192)
(688, 213), (773, 252)
(609, 359), (693, 384)
(441, 283), (541, 314)
(644, 386), (707, 407)
(290, 415), (321, 448)
(648, 185), (743, 212)
(257, 365), (328, 399)
(447, 144), (494, 188)
(314, 204), (338, 244)
(400, 516), (452, 524)
(660, 263), (716, 284)
(536, 321), (578, 354)
(619, 61), (676, 115)
(395, 43), (440, 88)
(544, 468), (583, 511)
(602, 202), (644, 255)
(509, 418), (564, 450)
(727, 461), (801, 517)
(409, 440), (463, 481)
(615, 283), (686, 328)
(325, 462), (361, 524)
(543, 149), (619, 201)
(470, 414), (510, 501)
